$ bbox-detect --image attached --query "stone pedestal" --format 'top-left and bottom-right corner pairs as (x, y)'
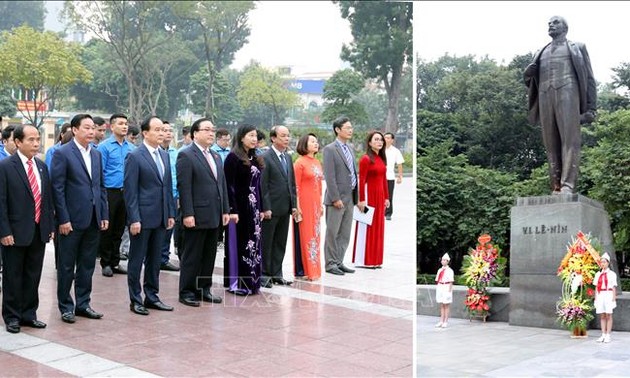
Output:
(509, 194), (618, 329)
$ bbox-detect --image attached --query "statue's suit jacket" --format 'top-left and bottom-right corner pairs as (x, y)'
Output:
(524, 40), (597, 125)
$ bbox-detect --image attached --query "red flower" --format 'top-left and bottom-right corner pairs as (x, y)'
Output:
(587, 288), (594, 297)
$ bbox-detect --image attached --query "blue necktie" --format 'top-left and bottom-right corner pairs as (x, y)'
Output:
(154, 150), (164, 179)
(279, 153), (288, 174)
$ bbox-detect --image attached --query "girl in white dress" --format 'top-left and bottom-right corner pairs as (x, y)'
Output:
(594, 253), (617, 343)
(435, 253), (454, 328)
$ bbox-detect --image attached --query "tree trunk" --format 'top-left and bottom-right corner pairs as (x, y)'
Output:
(384, 64), (402, 134)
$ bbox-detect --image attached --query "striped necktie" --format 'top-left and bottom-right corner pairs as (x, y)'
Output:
(27, 159), (41, 224)
(154, 150), (164, 179)
(341, 143), (356, 188)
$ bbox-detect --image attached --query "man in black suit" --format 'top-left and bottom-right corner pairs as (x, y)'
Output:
(176, 118), (229, 307)
(124, 116), (176, 315)
(260, 125), (298, 288)
(0, 125), (55, 333)
(524, 15), (596, 194)
(51, 114), (109, 324)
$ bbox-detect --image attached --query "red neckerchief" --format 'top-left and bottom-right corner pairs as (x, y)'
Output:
(597, 270), (608, 293)
(436, 268), (445, 284)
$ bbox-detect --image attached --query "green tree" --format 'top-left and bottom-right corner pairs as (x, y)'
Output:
(172, 1), (254, 121)
(71, 39), (127, 113)
(337, 1), (412, 133)
(63, 1), (186, 122)
(321, 68), (367, 126)
(417, 140), (515, 274)
(0, 85), (17, 117)
(189, 67), (243, 126)
(0, 1), (45, 31)
(582, 110), (630, 261)
(598, 82), (630, 113)
(612, 62), (630, 96)
(417, 55), (545, 179)
(0, 25), (91, 128)
(237, 62), (299, 126)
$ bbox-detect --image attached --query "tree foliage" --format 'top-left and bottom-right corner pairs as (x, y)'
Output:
(171, 1), (254, 121)
(0, 1), (45, 32)
(63, 1), (193, 123)
(189, 67), (243, 125)
(612, 61), (630, 96)
(337, 1), (412, 133)
(418, 54), (545, 179)
(237, 62), (299, 127)
(582, 110), (630, 257)
(321, 68), (367, 126)
(0, 85), (16, 117)
(417, 140), (515, 275)
(0, 25), (91, 127)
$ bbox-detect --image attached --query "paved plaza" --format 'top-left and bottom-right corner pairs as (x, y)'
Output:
(0, 179), (415, 377)
(417, 314), (630, 377)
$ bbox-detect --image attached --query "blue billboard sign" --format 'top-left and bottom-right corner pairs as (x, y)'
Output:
(287, 80), (326, 95)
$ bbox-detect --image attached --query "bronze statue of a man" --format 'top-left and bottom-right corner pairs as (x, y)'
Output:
(524, 16), (597, 194)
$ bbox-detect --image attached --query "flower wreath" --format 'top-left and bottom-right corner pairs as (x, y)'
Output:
(556, 231), (601, 333)
(461, 234), (506, 318)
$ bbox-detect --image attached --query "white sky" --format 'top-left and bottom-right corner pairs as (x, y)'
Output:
(415, 1), (630, 84)
(230, 1), (353, 76)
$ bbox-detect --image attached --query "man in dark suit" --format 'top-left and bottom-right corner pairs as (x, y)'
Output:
(322, 116), (358, 275)
(124, 116), (176, 315)
(524, 15), (596, 194)
(51, 114), (109, 324)
(260, 125), (297, 287)
(176, 117), (229, 307)
(0, 125), (55, 333)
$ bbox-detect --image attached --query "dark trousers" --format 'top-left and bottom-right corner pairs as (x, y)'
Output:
(2, 226), (45, 324)
(99, 188), (126, 268)
(57, 219), (100, 314)
(173, 207), (183, 257)
(386, 180), (395, 217)
(128, 227), (165, 305)
(539, 83), (581, 192)
(262, 213), (290, 279)
(160, 227), (174, 265)
(179, 227), (219, 299)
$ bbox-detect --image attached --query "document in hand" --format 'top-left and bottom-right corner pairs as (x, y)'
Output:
(352, 205), (374, 226)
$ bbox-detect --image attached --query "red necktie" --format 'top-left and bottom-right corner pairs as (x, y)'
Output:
(203, 150), (217, 179)
(27, 159), (41, 224)
(597, 272), (608, 293)
(436, 269), (445, 284)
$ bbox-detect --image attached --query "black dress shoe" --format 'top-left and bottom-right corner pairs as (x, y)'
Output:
(6, 321), (20, 333)
(160, 261), (180, 271)
(20, 319), (47, 328)
(76, 307), (103, 319)
(339, 264), (355, 273)
(326, 267), (345, 275)
(200, 292), (222, 303)
(179, 297), (200, 307)
(144, 301), (174, 311)
(112, 265), (127, 274)
(130, 303), (150, 315)
(272, 278), (293, 286)
(61, 312), (76, 324)
(102, 266), (113, 277)
(261, 278), (273, 288)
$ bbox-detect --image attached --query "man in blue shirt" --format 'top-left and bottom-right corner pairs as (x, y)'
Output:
(0, 125), (16, 161)
(158, 121), (179, 271)
(97, 114), (131, 277)
(210, 128), (231, 163)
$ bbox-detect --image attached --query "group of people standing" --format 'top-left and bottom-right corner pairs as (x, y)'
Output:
(0, 113), (405, 333)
